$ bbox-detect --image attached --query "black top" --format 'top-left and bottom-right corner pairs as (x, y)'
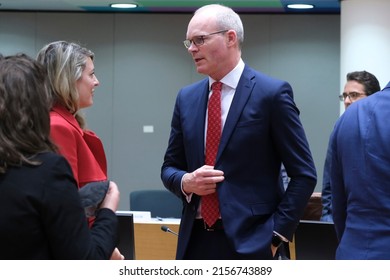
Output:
(0, 152), (117, 259)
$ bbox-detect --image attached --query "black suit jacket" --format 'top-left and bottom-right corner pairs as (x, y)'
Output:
(0, 152), (117, 259)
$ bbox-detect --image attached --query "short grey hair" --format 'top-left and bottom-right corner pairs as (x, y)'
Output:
(195, 4), (244, 49)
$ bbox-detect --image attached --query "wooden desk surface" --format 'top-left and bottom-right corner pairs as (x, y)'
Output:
(134, 219), (180, 260)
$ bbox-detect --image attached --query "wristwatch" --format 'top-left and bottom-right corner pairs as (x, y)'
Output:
(271, 233), (283, 248)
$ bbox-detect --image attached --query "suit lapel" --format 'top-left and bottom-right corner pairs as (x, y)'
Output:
(216, 67), (255, 164)
(191, 80), (209, 167)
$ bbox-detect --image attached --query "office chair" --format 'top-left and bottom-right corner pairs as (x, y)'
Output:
(129, 189), (183, 218)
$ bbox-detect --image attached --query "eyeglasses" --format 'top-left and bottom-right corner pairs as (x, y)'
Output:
(183, 30), (229, 49)
(339, 91), (367, 101)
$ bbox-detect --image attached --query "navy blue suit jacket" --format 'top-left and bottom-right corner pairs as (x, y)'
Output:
(331, 81), (390, 259)
(320, 138), (334, 222)
(161, 65), (317, 259)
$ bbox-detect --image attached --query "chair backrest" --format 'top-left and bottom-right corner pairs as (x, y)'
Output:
(129, 189), (183, 218)
(301, 192), (323, 220)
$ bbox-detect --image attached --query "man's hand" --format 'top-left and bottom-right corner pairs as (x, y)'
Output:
(182, 165), (224, 196)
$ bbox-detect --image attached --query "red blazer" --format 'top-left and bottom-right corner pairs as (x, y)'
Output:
(50, 104), (107, 188)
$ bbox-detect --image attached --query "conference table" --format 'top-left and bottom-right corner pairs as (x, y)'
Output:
(132, 216), (337, 260)
(133, 217), (180, 260)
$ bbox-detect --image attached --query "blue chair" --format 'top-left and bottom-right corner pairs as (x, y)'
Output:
(129, 189), (183, 218)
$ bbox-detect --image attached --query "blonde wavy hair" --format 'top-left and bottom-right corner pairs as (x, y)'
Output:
(36, 41), (95, 128)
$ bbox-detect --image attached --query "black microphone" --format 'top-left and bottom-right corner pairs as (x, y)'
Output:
(161, 225), (178, 236)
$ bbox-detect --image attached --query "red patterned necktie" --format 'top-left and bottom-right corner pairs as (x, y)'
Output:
(201, 81), (222, 227)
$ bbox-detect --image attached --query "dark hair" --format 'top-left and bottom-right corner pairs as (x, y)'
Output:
(346, 70), (381, 96)
(0, 53), (57, 173)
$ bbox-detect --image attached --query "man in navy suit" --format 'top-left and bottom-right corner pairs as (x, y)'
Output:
(161, 4), (316, 260)
(330, 81), (390, 259)
(320, 71), (380, 222)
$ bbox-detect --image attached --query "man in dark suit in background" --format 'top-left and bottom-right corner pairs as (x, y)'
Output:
(321, 71), (380, 222)
(330, 80), (390, 259)
(161, 4), (316, 260)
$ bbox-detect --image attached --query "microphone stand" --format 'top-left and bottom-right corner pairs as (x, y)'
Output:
(161, 225), (178, 236)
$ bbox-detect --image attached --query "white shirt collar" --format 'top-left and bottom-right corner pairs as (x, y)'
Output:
(209, 58), (245, 90)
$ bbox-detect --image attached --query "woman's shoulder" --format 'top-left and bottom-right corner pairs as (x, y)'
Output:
(35, 152), (71, 167)
(34, 152), (76, 182)
(50, 105), (82, 134)
(50, 113), (83, 137)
